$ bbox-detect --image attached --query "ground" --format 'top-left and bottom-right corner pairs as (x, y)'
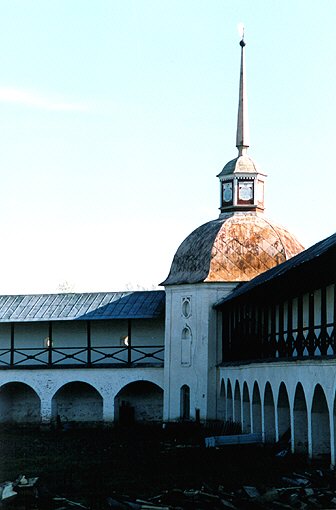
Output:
(0, 424), (312, 507)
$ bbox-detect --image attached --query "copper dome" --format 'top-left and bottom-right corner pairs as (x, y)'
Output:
(162, 213), (304, 285)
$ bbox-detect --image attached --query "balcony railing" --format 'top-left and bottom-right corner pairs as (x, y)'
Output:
(0, 345), (164, 368)
(223, 321), (335, 362)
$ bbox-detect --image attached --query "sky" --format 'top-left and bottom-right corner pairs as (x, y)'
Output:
(0, 0), (335, 294)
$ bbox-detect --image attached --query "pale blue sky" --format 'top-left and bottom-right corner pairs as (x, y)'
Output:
(0, 1), (334, 293)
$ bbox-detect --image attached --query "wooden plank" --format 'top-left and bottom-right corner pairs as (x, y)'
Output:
(205, 433), (262, 447)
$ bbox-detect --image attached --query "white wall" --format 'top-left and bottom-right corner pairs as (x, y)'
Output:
(0, 366), (164, 425)
(219, 359), (336, 465)
(164, 282), (236, 422)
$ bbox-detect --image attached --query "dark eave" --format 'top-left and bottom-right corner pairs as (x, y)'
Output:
(215, 231), (336, 307)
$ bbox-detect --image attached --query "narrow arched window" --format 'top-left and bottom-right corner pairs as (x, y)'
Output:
(180, 384), (190, 420)
(181, 327), (192, 366)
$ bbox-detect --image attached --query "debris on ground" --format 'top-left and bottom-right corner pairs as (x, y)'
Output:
(2, 468), (336, 510)
(2, 427), (336, 510)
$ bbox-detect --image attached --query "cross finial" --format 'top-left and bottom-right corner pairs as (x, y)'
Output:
(238, 22), (245, 45)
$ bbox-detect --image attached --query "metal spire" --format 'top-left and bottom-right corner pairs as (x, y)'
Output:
(236, 26), (250, 156)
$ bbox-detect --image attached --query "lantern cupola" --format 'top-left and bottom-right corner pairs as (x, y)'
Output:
(217, 31), (266, 215)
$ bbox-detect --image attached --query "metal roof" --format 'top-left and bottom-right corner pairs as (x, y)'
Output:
(0, 290), (165, 322)
(215, 231), (336, 307)
(162, 213), (303, 285)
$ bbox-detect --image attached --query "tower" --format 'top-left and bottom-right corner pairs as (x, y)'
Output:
(161, 33), (304, 423)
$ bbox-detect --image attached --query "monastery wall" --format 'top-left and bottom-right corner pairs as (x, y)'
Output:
(219, 359), (336, 466)
(0, 367), (164, 425)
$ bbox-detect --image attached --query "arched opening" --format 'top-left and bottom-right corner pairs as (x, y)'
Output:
(293, 383), (308, 454)
(180, 384), (190, 420)
(181, 327), (192, 366)
(264, 382), (275, 443)
(226, 380), (233, 421)
(0, 382), (41, 425)
(218, 379), (226, 421)
(312, 384), (330, 460)
(252, 382), (262, 434)
(114, 381), (163, 424)
(242, 382), (251, 433)
(234, 381), (241, 424)
(277, 382), (290, 443)
(52, 381), (103, 425)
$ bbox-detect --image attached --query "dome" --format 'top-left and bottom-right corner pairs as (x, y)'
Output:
(217, 154), (263, 178)
(161, 213), (304, 285)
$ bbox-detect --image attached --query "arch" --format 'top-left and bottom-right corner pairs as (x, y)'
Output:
(234, 380), (241, 424)
(226, 379), (233, 421)
(264, 382), (275, 443)
(217, 379), (226, 421)
(180, 384), (190, 420)
(114, 380), (164, 424)
(252, 382), (262, 434)
(51, 381), (103, 424)
(181, 326), (192, 366)
(312, 384), (330, 459)
(293, 382), (308, 454)
(242, 382), (251, 433)
(277, 382), (290, 443)
(0, 382), (41, 425)
(181, 326), (191, 340)
(113, 375), (164, 397)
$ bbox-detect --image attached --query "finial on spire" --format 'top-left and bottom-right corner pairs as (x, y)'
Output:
(237, 22), (245, 45)
(236, 24), (250, 156)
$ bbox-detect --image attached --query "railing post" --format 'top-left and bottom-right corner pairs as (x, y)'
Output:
(87, 320), (91, 366)
(10, 323), (14, 366)
(127, 319), (132, 365)
(48, 321), (53, 366)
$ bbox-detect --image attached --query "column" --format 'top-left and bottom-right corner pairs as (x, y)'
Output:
(103, 396), (114, 425)
(40, 398), (53, 427)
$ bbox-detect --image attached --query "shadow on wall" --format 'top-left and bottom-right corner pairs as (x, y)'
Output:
(0, 382), (41, 425)
(51, 381), (103, 425)
(114, 381), (163, 425)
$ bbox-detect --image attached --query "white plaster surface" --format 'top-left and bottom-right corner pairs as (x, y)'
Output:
(164, 282), (236, 422)
(0, 367), (163, 424)
(219, 359), (336, 465)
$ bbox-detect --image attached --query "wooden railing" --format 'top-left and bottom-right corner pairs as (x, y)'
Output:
(0, 345), (164, 368)
(223, 320), (336, 362)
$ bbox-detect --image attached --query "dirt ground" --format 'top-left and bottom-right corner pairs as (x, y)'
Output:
(0, 424), (312, 506)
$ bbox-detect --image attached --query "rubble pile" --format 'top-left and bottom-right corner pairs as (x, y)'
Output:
(103, 471), (336, 509)
(3, 469), (336, 510)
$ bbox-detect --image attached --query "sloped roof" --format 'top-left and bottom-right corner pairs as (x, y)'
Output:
(215, 231), (336, 307)
(217, 155), (263, 177)
(0, 290), (165, 322)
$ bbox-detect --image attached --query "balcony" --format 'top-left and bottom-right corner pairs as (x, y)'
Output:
(0, 344), (164, 369)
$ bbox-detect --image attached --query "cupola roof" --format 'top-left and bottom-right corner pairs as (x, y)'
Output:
(217, 154), (264, 178)
(161, 213), (304, 285)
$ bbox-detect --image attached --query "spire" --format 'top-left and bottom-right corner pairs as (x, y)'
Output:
(236, 27), (250, 156)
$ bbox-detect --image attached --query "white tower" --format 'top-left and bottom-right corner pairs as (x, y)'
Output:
(161, 31), (303, 423)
